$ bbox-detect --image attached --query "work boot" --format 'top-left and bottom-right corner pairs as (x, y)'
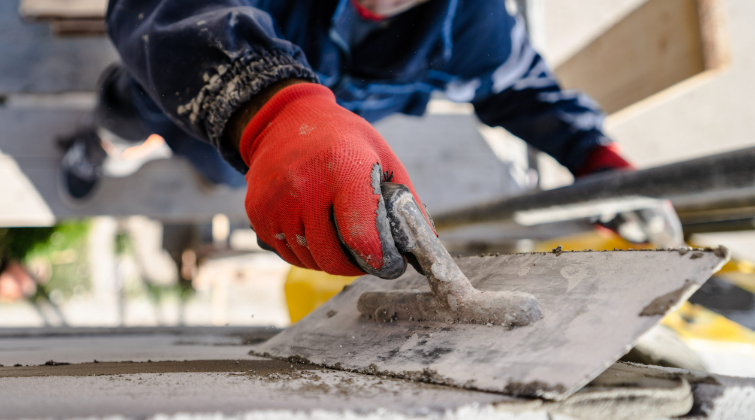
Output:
(58, 63), (152, 203)
(58, 129), (107, 202)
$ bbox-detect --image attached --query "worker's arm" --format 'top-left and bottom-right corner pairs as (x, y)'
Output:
(106, 0), (320, 172)
(106, 0), (432, 277)
(443, 2), (633, 176)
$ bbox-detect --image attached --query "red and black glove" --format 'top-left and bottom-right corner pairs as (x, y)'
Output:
(573, 143), (635, 178)
(240, 83), (433, 278)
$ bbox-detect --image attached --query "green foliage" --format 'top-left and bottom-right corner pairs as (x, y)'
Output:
(0, 220), (91, 300)
(114, 231), (133, 256)
(0, 227), (55, 262)
(23, 221), (91, 262)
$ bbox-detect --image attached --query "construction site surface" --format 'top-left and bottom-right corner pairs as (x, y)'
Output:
(0, 326), (753, 420)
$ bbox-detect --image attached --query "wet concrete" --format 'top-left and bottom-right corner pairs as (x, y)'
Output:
(0, 359), (310, 378)
(0, 327), (277, 366)
(0, 359), (517, 419)
(1, 328), (754, 419)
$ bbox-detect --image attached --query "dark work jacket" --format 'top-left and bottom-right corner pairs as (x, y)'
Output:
(107, 0), (612, 173)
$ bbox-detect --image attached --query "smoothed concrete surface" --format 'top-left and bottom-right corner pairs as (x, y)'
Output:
(1, 328), (754, 420)
(0, 362), (516, 419)
(0, 327), (278, 366)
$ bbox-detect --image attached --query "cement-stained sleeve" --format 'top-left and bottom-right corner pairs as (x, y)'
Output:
(105, 0), (319, 173)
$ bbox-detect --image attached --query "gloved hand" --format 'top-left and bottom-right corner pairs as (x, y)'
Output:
(573, 144), (635, 178)
(239, 83), (433, 278)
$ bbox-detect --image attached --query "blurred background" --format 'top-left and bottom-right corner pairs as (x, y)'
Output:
(2, 0), (755, 378)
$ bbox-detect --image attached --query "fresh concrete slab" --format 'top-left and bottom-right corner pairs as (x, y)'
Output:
(0, 327), (278, 366)
(1, 327), (754, 419)
(0, 359), (519, 419)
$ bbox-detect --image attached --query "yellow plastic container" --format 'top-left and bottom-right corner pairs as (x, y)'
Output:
(284, 266), (358, 323)
(663, 302), (755, 344)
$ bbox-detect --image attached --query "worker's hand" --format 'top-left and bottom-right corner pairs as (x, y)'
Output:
(239, 83), (432, 278)
(573, 144), (635, 178)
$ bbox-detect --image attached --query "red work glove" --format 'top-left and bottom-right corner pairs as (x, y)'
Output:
(573, 144), (635, 178)
(240, 83), (432, 278)
(350, 0), (385, 21)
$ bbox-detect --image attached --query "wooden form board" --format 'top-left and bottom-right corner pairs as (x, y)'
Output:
(49, 18), (107, 36)
(554, 0), (729, 115)
(1, 0), (116, 93)
(0, 108), (520, 224)
(0, 108), (248, 225)
(19, 0), (107, 36)
(18, 0), (106, 20)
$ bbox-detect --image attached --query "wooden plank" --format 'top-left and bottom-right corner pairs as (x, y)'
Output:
(697, 0), (730, 70)
(50, 19), (106, 36)
(19, 0), (106, 21)
(0, 108), (90, 159)
(0, 0), (117, 93)
(8, 156), (248, 224)
(375, 114), (524, 214)
(0, 108), (248, 225)
(554, 0), (728, 114)
(0, 109), (522, 223)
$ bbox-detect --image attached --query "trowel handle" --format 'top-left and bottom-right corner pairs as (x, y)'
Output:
(371, 184), (542, 326)
(381, 183), (473, 295)
(381, 183), (435, 258)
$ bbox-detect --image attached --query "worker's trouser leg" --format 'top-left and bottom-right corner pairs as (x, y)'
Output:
(95, 64), (246, 188)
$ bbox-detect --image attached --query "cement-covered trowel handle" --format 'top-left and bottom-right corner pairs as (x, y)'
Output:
(381, 183), (440, 272)
(367, 183), (543, 327)
(381, 182), (484, 301)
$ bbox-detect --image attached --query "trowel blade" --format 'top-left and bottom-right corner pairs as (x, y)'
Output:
(255, 249), (729, 400)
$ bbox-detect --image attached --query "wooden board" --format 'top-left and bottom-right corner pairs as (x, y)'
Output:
(7, 156), (248, 224)
(0, 109), (521, 225)
(50, 18), (106, 36)
(19, 0), (106, 21)
(256, 248), (729, 400)
(554, 0), (728, 114)
(375, 114), (524, 214)
(19, 0), (107, 36)
(1, 0), (116, 93)
(0, 108), (248, 225)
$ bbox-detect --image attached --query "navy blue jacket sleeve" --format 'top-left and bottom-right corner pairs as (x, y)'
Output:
(443, 0), (611, 173)
(106, 0), (319, 171)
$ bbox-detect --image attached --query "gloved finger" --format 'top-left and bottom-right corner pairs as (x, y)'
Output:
(282, 229), (321, 271)
(381, 161), (436, 236)
(333, 163), (407, 279)
(246, 182), (307, 268)
(256, 236), (279, 254)
(298, 204), (364, 276)
(250, 224), (279, 255)
(257, 228), (307, 269)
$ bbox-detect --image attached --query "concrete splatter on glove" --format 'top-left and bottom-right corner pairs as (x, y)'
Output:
(240, 83), (433, 278)
(574, 144), (635, 178)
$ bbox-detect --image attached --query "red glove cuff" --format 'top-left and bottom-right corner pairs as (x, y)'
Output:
(574, 144), (635, 178)
(239, 83), (335, 167)
(349, 0), (386, 21)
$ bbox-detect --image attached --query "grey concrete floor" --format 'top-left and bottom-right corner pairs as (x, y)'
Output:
(0, 364), (515, 419)
(1, 327), (754, 420)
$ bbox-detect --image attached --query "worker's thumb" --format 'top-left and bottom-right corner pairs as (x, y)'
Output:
(332, 163), (408, 279)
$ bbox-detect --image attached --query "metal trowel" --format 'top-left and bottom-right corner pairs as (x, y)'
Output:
(255, 184), (730, 400)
